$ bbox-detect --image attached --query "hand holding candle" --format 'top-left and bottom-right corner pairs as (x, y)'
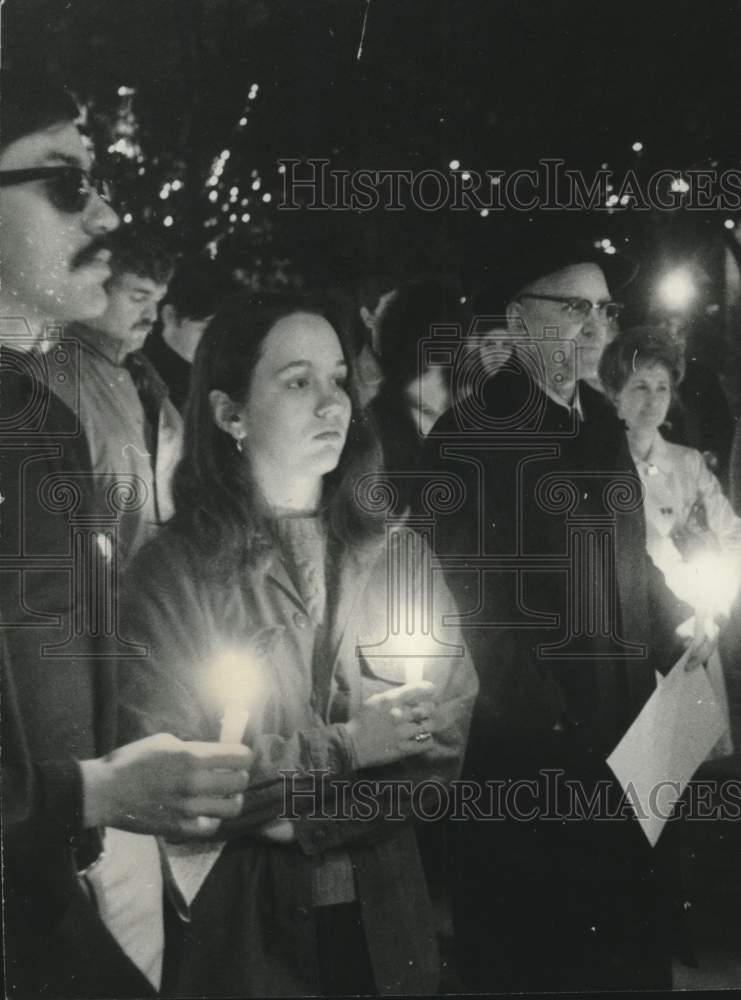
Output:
(163, 644), (264, 909)
(667, 545), (738, 674)
(689, 551), (739, 620)
(401, 661), (432, 740)
(399, 638), (434, 729)
(663, 547), (740, 622)
(348, 680), (436, 768)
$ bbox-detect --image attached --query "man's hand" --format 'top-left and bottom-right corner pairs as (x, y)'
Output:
(80, 733), (252, 838)
(344, 680), (438, 769)
(254, 819), (296, 844)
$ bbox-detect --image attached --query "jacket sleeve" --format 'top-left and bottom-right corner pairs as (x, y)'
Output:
(695, 450), (741, 551)
(1, 371), (96, 859)
(1, 644), (85, 864)
(0, 366), (100, 944)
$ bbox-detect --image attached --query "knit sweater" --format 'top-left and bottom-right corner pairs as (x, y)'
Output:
(272, 514), (356, 906)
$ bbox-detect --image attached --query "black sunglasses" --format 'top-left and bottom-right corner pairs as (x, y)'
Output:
(0, 165), (114, 214)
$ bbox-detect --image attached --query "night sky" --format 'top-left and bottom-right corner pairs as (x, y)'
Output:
(10, 2), (740, 161)
(5, 0), (741, 383)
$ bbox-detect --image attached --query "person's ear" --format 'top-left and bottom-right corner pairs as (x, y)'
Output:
(162, 302), (179, 328)
(161, 303), (177, 325)
(209, 389), (245, 441)
(604, 385), (621, 410)
(359, 305), (374, 333)
(506, 299), (527, 337)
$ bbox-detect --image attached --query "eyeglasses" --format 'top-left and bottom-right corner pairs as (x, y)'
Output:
(518, 293), (624, 323)
(0, 165), (113, 214)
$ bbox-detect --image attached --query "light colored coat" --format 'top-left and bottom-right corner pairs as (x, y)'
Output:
(47, 324), (183, 567)
(634, 432), (741, 753)
(634, 433), (741, 609)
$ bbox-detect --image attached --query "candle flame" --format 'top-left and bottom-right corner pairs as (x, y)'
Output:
(660, 549), (740, 618)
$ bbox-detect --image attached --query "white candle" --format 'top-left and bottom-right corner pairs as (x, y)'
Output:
(405, 661), (425, 686)
(219, 703), (249, 743)
(211, 646), (262, 743)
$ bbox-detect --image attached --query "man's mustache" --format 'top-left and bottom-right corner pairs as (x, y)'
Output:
(71, 237), (112, 270)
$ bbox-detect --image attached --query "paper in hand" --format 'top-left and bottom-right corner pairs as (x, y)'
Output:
(607, 647), (727, 847)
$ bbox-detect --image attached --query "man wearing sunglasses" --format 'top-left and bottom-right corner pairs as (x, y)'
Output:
(424, 238), (698, 993)
(1, 70), (252, 999)
(0, 150), (116, 332)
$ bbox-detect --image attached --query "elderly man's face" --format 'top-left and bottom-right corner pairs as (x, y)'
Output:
(0, 121), (119, 334)
(510, 263), (615, 400)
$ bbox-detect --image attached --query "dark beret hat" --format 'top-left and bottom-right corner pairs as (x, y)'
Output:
(480, 230), (639, 310)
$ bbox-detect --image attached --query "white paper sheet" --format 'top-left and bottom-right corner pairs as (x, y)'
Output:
(86, 829), (164, 989)
(606, 649), (727, 847)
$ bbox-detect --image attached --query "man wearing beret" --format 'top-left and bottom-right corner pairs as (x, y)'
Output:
(424, 237), (700, 991)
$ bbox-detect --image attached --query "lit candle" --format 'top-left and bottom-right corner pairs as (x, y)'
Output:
(686, 551), (739, 620)
(405, 661), (425, 686)
(220, 702), (250, 743)
(210, 647), (260, 744)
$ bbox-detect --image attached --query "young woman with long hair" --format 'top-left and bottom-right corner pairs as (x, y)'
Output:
(117, 290), (477, 997)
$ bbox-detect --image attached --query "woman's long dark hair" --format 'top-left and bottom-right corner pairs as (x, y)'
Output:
(171, 290), (383, 575)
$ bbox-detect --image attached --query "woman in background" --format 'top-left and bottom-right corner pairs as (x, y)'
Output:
(599, 325), (741, 753)
(117, 291), (477, 997)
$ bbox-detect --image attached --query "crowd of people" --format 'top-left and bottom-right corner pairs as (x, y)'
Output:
(2, 70), (740, 998)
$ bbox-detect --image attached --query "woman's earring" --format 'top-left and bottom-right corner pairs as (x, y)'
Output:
(230, 415), (245, 454)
